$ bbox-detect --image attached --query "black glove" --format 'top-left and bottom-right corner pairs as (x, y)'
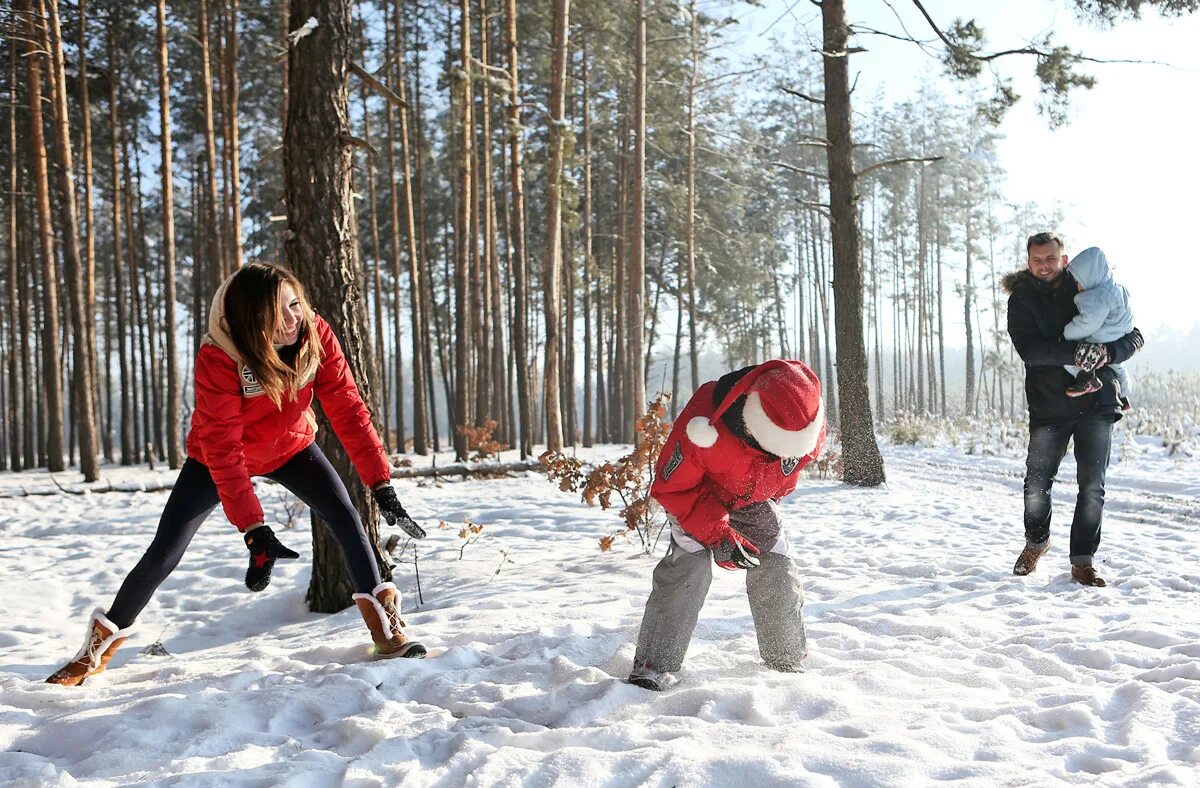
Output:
(373, 485), (427, 539)
(1074, 342), (1109, 372)
(243, 525), (300, 592)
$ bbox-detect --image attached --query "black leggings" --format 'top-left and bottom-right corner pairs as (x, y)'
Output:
(106, 443), (381, 628)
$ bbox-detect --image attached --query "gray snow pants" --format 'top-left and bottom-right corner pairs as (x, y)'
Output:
(631, 500), (807, 675)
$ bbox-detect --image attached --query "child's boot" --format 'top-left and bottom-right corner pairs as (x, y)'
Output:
(1066, 370), (1102, 397)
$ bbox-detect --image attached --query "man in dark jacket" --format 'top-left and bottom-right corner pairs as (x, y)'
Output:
(1003, 232), (1144, 587)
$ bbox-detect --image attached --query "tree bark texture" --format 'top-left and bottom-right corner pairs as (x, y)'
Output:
(820, 0), (885, 486)
(284, 0), (390, 613)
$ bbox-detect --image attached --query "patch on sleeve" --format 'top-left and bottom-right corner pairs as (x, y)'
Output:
(661, 441), (685, 482)
(780, 456), (800, 477)
(240, 365), (266, 397)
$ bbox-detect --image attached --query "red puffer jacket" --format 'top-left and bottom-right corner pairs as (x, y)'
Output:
(185, 313), (392, 530)
(650, 361), (825, 546)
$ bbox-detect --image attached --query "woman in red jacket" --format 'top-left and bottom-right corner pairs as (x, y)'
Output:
(47, 263), (427, 686)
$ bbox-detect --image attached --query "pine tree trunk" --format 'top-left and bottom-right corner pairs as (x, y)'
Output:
(794, 212), (806, 362)
(498, 141), (516, 448)
(916, 171), (927, 414)
(473, 0), (492, 431)
(284, 0), (389, 613)
(450, 0), (475, 460)
(7, 45), (23, 470)
(121, 120), (147, 463)
(772, 263), (790, 357)
(503, 0), (531, 458)
(540, 0), (569, 452)
(360, 82), (390, 450)
(226, 0), (243, 270)
(393, 0), (428, 454)
(17, 219), (32, 469)
(614, 97), (628, 440)
(814, 212), (837, 423)
(382, 20), (407, 451)
(629, 0), (647, 438)
(126, 131), (151, 460)
(869, 185), (885, 417)
(155, 0), (181, 468)
(107, 23), (133, 465)
(685, 0), (700, 393)
(933, 183), (946, 416)
(198, 0), (227, 290)
(20, 0), (67, 472)
(580, 40), (594, 445)
(820, 0), (885, 485)
(595, 252), (607, 442)
(409, 25), (440, 450)
(964, 195), (976, 415)
(77, 0), (103, 457)
(644, 250), (664, 384)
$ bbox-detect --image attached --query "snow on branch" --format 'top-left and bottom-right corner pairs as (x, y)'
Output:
(856, 155), (944, 179)
(287, 16), (318, 47)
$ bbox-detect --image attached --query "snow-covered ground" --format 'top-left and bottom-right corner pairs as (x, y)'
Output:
(1, 438), (1198, 787)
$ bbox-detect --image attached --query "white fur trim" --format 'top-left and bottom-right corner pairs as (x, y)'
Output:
(686, 416), (719, 448)
(353, 582), (400, 639)
(743, 392), (824, 459)
(71, 608), (134, 671)
(371, 581), (398, 597)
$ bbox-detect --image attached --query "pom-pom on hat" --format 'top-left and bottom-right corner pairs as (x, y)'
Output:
(685, 359), (824, 458)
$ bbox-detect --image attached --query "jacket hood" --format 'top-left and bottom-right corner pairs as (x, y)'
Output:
(203, 271), (243, 362)
(1000, 269), (1030, 294)
(1001, 267), (1077, 294)
(1066, 247), (1113, 290)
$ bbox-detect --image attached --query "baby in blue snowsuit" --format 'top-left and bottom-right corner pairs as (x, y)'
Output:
(1063, 247), (1134, 404)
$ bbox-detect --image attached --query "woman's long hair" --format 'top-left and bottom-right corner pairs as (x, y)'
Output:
(223, 263), (321, 407)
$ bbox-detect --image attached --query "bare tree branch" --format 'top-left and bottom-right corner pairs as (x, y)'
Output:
(856, 155), (943, 179)
(850, 24), (938, 55)
(781, 85), (824, 104)
(339, 133), (378, 156)
(349, 62), (408, 109)
(771, 160), (829, 180)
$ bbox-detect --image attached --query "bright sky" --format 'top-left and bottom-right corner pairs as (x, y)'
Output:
(715, 0), (1200, 338)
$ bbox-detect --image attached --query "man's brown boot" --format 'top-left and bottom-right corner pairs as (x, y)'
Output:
(1012, 540), (1051, 576)
(46, 609), (134, 686)
(1071, 565), (1107, 587)
(353, 582), (427, 659)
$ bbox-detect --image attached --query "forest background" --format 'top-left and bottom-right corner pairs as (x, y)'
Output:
(1, 0), (1197, 491)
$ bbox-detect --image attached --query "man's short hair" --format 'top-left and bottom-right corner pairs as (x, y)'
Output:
(1026, 231), (1064, 253)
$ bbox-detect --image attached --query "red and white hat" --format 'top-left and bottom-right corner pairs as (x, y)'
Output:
(686, 359), (825, 458)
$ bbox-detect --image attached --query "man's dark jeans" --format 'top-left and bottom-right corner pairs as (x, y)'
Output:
(1023, 412), (1115, 566)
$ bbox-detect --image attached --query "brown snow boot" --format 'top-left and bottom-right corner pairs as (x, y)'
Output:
(46, 609), (134, 686)
(353, 582), (427, 659)
(1012, 540), (1051, 576)
(1071, 565), (1107, 587)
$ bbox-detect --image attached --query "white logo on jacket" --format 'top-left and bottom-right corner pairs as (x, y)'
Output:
(240, 365), (266, 397)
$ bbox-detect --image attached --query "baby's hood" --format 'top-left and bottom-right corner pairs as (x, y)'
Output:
(1067, 247), (1113, 290)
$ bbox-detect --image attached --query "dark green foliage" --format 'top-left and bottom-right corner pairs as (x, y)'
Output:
(1072, 0), (1200, 25)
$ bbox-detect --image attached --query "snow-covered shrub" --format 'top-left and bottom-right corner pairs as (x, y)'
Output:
(890, 418), (927, 445)
(804, 433), (843, 479)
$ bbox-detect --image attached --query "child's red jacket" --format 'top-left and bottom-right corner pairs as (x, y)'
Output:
(185, 313), (391, 530)
(651, 373), (823, 546)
